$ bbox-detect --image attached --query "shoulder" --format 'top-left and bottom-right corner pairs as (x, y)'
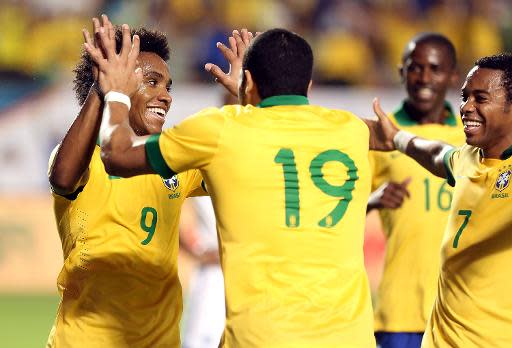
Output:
(167, 106), (229, 135)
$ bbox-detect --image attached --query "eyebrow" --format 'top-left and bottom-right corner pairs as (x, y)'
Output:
(472, 89), (490, 94)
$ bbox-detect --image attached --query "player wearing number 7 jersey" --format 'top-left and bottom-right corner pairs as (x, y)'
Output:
(47, 17), (205, 347)
(366, 53), (512, 348)
(90, 24), (376, 347)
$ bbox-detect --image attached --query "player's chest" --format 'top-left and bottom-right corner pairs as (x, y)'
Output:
(442, 164), (512, 258)
(99, 173), (186, 207)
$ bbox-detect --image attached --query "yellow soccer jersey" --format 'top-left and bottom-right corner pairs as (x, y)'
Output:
(47, 146), (205, 348)
(422, 145), (512, 348)
(370, 102), (465, 332)
(146, 95), (376, 348)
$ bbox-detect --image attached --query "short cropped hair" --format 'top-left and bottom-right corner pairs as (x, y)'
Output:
(242, 28), (313, 99)
(475, 53), (512, 103)
(73, 27), (169, 105)
(402, 32), (457, 68)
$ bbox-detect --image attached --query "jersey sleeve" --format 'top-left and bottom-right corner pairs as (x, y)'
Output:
(443, 147), (460, 187)
(185, 169), (208, 197)
(145, 108), (226, 178)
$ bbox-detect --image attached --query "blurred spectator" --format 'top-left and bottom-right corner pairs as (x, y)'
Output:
(0, 0), (509, 101)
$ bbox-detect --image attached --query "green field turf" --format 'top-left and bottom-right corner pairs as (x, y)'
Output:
(0, 294), (59, 348)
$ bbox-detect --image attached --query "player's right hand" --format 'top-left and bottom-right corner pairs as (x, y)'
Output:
(83, 15), (142, 98)
(364, 98), (400, 151)
(368, 177), (411, 210)
(205, 29), (255, 97)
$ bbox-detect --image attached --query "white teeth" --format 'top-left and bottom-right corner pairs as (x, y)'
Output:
(463, 120), (482, 129)
(148, 107), (166, 117)
(417, 88), (433, 98)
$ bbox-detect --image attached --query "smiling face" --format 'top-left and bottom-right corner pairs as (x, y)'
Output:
(401, 41), (456, 118)
(460, 66), (512, 158)
(129, 52), (172, 135)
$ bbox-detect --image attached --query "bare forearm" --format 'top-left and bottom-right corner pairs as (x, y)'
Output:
(100, 101), (154, 177)
(49, 87), (102, 194)
(405, 137), (453, 178)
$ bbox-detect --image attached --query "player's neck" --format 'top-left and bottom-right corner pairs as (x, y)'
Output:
(404, 101), (447, 125)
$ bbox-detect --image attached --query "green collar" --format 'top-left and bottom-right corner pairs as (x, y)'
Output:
(501, 145), (512, 160)
(394, 101), (457, 127)
(257, 95), (309, 108)
(478, 145), (512, 160)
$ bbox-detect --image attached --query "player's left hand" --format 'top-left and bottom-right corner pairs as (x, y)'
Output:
(364, 98), (400, 151)
(205, 29), (256, 97)
(83, 16), (142, 97)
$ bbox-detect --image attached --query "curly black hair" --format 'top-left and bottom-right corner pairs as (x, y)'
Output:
(475, 53), (512, 104)
(73, 27), (170, 105)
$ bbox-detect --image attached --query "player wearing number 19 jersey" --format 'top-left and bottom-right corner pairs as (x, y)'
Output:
(147, 95), (375, 347)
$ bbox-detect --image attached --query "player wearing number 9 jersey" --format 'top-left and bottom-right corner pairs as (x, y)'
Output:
(47, 20), (206, 347)
(96, 28), (376, 347)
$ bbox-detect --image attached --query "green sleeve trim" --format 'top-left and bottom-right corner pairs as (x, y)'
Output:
(443, 148), (456, 187)
(145, 134), (176, 178)
(51, 185), (85, 201)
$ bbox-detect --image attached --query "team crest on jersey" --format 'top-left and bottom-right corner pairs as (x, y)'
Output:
(163, 175), (179, 191)
(495, 169), (511, 192)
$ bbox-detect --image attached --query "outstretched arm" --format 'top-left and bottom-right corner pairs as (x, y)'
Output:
(204, 29), (255, 97)
(48, 16), (113, 196)
(365, 98), (454, 179)
(84, 18), (154, 177)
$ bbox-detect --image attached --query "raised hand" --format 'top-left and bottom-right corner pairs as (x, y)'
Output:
(364, 98), (400, 151)
(88, 15), (113, 92)
(205, 29), (256, 97)
(83, 16), (142, 97)
(368, 177), (411, 210)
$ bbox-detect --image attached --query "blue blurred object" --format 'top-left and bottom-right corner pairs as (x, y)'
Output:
(0, 72), (49, 112)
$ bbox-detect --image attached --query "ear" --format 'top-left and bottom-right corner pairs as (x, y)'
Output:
(450, 69), (460, 86)
(307, 80), (313, 95)
(244, 70), (254, 94)
(244, 70), (261, 105)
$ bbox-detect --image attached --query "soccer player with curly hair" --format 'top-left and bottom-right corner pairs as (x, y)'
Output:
(47, 15), (205, 347)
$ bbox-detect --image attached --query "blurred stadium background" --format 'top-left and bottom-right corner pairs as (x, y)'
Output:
(1, 0), (510, 346)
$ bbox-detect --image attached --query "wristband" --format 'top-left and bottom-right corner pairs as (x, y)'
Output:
(393, 130), (416, 153)
(104, 91), (131, 109)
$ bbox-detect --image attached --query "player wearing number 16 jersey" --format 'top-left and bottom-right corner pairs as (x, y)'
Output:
(95, 28), (376, 347)
(368, 34), (464, 348)
(47, 20), (205, 347)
